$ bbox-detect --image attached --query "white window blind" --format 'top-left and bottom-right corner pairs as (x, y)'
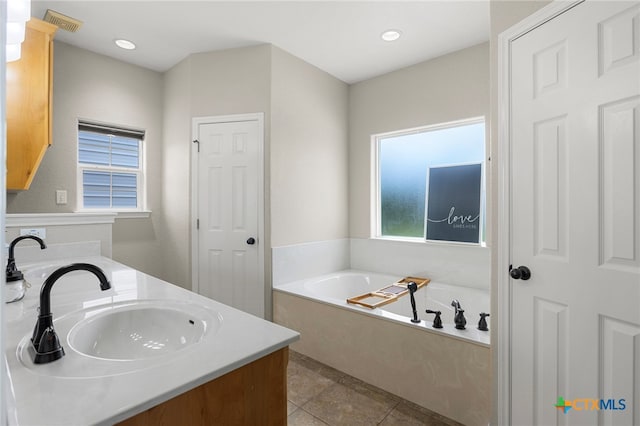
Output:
(78, 121), (145, 210)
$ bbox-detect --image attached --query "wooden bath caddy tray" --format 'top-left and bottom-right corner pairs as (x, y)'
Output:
(346, 276), (430, 309)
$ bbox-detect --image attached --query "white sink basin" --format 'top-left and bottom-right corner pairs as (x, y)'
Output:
(69, 304), (210, 361)
(17, 300), (223, 377)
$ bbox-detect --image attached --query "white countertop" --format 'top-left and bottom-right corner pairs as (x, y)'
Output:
(4, 256), (299, 425)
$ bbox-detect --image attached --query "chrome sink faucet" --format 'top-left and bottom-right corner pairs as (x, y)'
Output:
(30, 263), (111, 364)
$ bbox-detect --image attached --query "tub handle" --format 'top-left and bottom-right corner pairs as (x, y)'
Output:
(425, 309), (443, 329)
(478, 313), (490, 331)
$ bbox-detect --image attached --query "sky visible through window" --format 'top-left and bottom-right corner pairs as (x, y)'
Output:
(379, 121), (485, 238)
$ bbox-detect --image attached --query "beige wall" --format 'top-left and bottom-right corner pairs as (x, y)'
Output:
(160, 45), (272, 290)
(3, 35), (494, 302)
(159, 57), (192, 289)
(348, 42), (490, 238)
(270, 46), (349, 247)
(5, 41), (349, 297)
(488, 1), (551, 424)
(189, 46), (272, 118)
(161, 44), (348, 294)
(6, 42), (165, 277)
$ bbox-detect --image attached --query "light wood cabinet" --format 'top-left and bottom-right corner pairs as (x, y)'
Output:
(117, 347), (289, 425)
(6, 18), (57, 191)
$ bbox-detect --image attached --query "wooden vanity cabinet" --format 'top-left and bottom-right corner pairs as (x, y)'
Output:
(117, 347), (289, 426)
(6, 18), (57, 191)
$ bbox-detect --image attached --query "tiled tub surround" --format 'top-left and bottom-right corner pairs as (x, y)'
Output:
(350, 237), (490, 290)
(272, 240), (491, 426)
(274, 289), (490, 426)
(272, 239), (350, 286)
(272, 238), (490, 290)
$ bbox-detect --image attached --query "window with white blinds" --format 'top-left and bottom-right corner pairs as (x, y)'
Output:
(77, 122), (145, 210)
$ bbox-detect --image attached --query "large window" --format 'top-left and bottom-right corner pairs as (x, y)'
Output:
(375, 118), (486, 243)
(77, 121), (145, 211)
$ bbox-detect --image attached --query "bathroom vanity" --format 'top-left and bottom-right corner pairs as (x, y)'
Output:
(4, 256), (299, 425)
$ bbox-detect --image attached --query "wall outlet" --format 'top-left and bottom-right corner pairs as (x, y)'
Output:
(20, 228), (46, 239)
(56, 189), (67, 205)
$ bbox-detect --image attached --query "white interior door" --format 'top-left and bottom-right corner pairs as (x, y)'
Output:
(192, 114), (264, 318)
(510, 1), (639, 425)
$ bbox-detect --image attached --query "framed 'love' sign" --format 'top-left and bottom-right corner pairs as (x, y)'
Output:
(425, 163), (483, 244)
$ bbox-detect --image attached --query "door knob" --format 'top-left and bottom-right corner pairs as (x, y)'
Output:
(509, 265), (531, 280)
(246, 237), (256, 245)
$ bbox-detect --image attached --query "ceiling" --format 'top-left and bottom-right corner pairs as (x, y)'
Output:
(31, 1), (490, 84)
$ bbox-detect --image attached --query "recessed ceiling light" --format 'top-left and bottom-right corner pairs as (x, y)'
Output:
(114, 39), (136, 50)
(381, 29), (401, 42)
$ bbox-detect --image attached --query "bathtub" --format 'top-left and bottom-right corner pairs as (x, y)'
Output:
(288, 270), (490, 344)
(273, 270), (491, 426)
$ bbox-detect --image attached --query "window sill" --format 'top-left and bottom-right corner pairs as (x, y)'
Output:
(74, 210), (151, 219)
(116, 211), (152, 219)
(7, 212), (117, 226)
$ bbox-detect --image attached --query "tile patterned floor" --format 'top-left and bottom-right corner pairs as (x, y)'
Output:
(287, 351), (463, 426)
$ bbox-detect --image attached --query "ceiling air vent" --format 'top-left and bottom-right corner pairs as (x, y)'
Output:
(43, 9), (83, 33)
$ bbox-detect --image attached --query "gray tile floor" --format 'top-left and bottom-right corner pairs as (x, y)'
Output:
(287, 351), (463, 426)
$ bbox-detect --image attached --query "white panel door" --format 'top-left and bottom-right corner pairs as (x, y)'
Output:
(511, 1), (640, 425)
(194, 117), (263, 318)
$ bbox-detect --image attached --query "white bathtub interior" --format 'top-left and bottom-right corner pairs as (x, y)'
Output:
(277, 270), (490, 346)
